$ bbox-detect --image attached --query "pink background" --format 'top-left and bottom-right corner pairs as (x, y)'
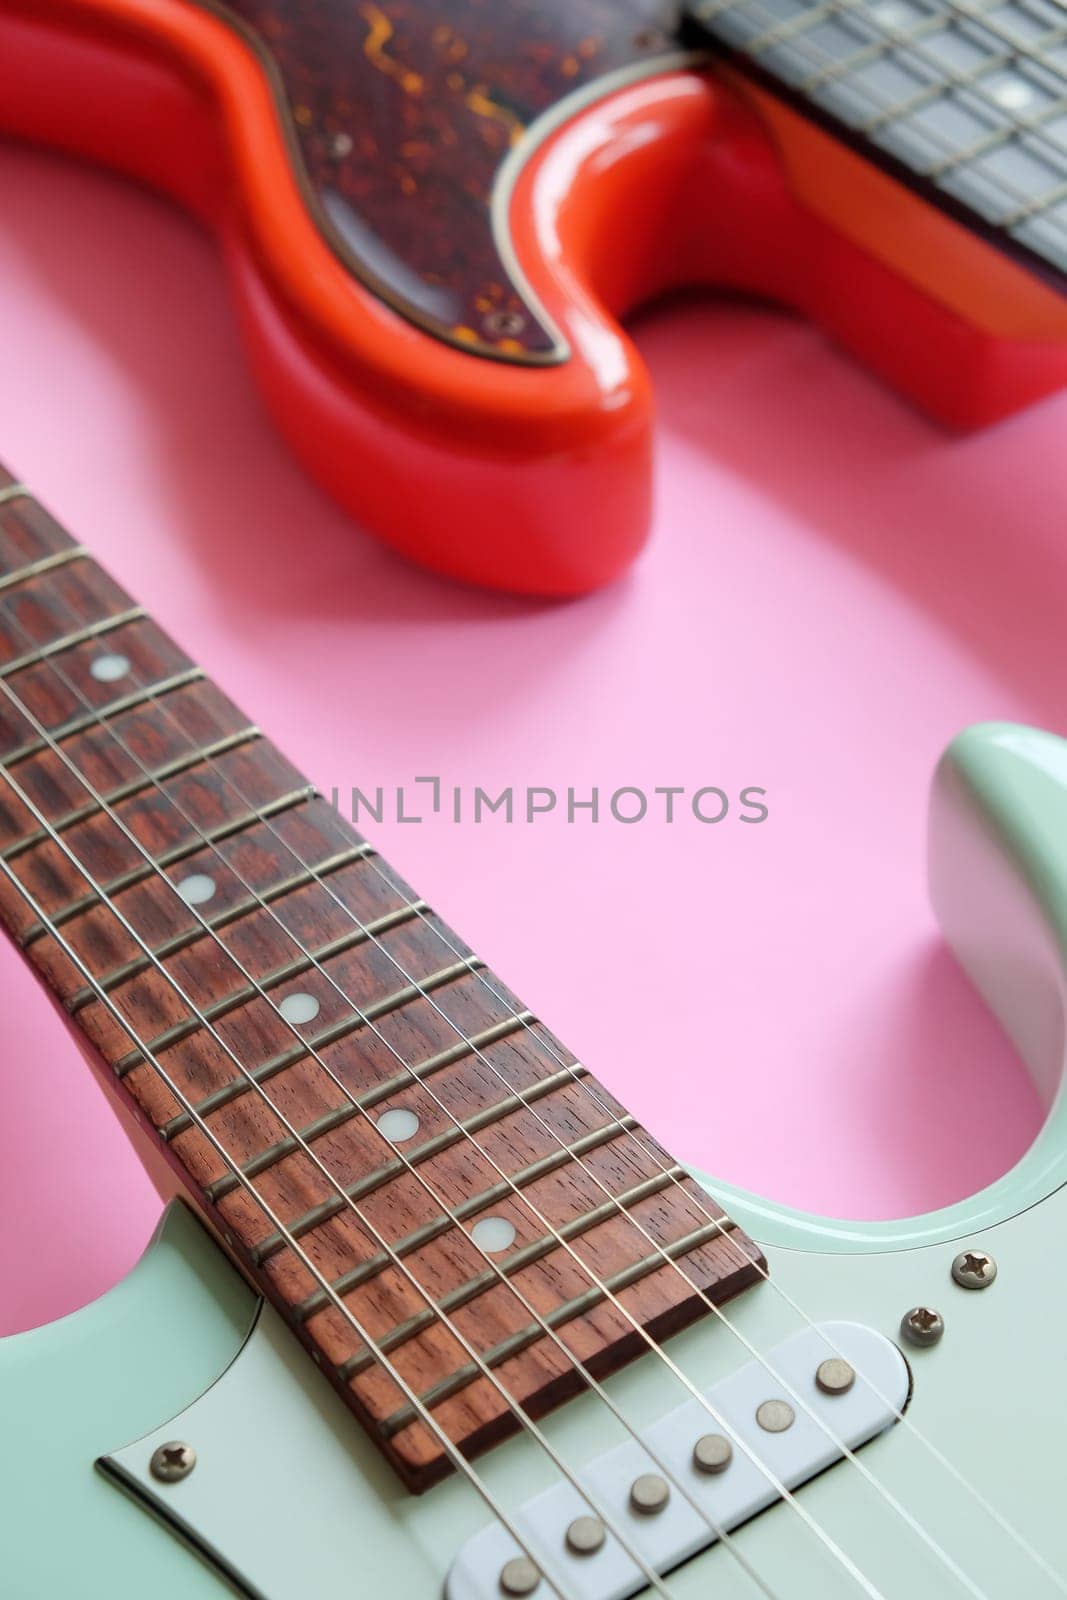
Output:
(0, 139), (1059, 1336)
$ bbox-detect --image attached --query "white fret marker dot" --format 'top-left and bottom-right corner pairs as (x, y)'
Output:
(90, 652), (130, 683)
(176, 873), (216, 905)
(992, 79), (1034, 109)
(471, 1216), (516, 1255)
(376, 1107), (420, 1143)
(279, 992), (320, 1025)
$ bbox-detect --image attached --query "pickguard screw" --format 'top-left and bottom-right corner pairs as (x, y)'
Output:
(951, 1250), (997, 1290)
(149, 1441), (196, 1483)
(499, 1555), (540, 1595)
(900, 1306), (945, 1348)
(484, 309), (526, 338)
(815, 1357), (856, 1396)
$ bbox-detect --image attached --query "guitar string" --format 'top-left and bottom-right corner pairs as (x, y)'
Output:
(693, 0), (1067, 239)
(0, 608), (890, 1599)
(0, 10), (1058, 1584)
(0, 854), (609, 1600)
(382, 877), (1067, 1598)
(0, 596), (988, 1598)
(19, 635), (1001, 1600)
(0, 576), (1002, 1600)
(0, 662), (733, 1600)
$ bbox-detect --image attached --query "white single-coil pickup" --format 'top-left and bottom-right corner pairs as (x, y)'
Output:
(446, 1321), (909, 1600)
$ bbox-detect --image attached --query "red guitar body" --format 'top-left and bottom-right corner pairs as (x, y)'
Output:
(2, 1), (1066, 594)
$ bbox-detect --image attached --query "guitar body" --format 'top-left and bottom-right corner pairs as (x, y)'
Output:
(4, 1177), (1067, 1599)
(7, 717), (1067, 1597)
(3, 1), (1067, 595)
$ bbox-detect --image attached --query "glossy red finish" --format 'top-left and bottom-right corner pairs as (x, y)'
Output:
(1, 3), (1066, 594)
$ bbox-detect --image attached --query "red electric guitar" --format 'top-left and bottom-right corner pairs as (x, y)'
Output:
(2, 0), (1065, 593)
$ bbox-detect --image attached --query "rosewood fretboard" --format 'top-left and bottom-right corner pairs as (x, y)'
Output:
(0, 470), (764, 1490)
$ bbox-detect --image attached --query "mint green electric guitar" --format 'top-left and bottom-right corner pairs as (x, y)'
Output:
(2, 470), (1066, 1600)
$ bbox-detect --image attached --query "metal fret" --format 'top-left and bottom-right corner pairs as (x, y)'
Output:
(3, 667), (206, 770)
(127, 952), (478, 1079)
(2, 727), (261, 863)
(163, 1009), (536, 1142)
(19, 786), (315, 946)
(118, 903), (443, 1078)
(212, 1043), (595, 1208)
(0, 482), (28, 508)
(377, 1217), (739, 1437)
(686, 0), (1067, 267)
(0, 607), (145, 679)
(0, 544), (87, 596)
(303, 1139), (659, 1337)
(922, 87), (1067, 176)
(250, 1056), (583, 1263)
(66, 842), (381, 1009)
(333, 1160), (682, 1375)
(127, 952), (479, 1085)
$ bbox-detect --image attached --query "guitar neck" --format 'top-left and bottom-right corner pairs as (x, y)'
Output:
(0, 469), (763, 1491)
(685, 0), (1067, 285)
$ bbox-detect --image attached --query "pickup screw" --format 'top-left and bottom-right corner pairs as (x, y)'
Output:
(900, 1306), (944, 1348)
(566, 1515), (606, 1555)
(693, 1433), (733, 1474)
(149, 1441), (196, 1483)
(630, 1473), (670, 1515)
(815, 1358), (856, 1396)
(500, 1556), (540, 1595)
(951, 1250), (997, 1290)
(756, 1399), (795, 1433)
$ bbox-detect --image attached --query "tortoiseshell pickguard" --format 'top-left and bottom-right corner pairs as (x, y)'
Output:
(196, 1), (689, 361)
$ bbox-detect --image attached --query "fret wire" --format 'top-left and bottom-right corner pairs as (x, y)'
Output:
(0, 482), (28, 507)
(164, 1011), (537, 1140)
(245, 1060), (601, 1253)
(0, 657), (1029, 1600)
(797, 8), (1014, 94)
(0, 854), (570, 1597)
(0, 527), (996, 1599)
(379, 1220), (735, 1435)
(0, 544), (87, 595)
(0, 532), (990, 1596)
(69, 842), (378, 1008)
(740, 0), (870, 54)
(923, 86), (1067, 175)
(84, 896), (428, 1017)
(0, 681), (793, 1600)
(856, 48), (1019, 132)
(60, 473), (1035, 1594)
(0, 585), (840, 1600)
(14, 622), (984, 1600)
(0, 585), (959, 1600)
(18, 787), (315, 945)
(297, 1126), (655, 1327)
(117, 954), (483, 1078)
(0, 606), (145, 679)
(695, 0), (1067, 241)
(0, 594), (786, 1600)
(3, 666), (206, 770)
(1, 725), (261, 863)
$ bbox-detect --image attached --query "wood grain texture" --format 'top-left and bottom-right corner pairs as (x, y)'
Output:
(0, 478), (766, 1490)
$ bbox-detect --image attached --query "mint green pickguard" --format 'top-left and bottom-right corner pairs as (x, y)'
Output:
(4, 721), (1067, 1598)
